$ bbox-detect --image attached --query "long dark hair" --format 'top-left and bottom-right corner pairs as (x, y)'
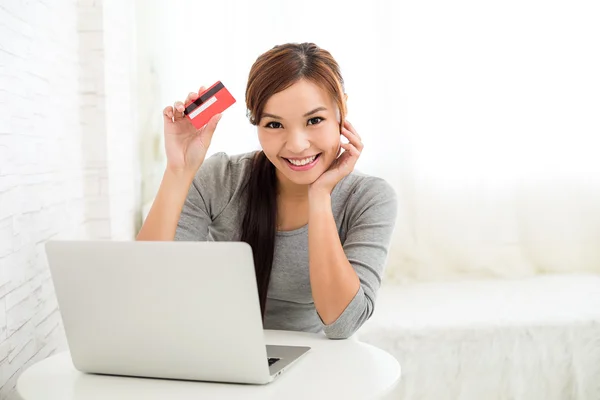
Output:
(241, 42), (347, 319)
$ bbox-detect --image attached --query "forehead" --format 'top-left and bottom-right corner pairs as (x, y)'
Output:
(263, 79), (335, 115)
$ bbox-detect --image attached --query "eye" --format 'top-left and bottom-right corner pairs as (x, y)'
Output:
(265, 121), (283, 129)
(264, 117), (324, 129)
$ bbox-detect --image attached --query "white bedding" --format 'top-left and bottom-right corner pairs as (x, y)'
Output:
(357, 274), (600, 400)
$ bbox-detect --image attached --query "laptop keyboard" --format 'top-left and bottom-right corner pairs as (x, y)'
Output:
(268, 357), (280, 366)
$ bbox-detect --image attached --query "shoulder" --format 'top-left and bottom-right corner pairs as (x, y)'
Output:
(335, 170), (397, 208)
(332, 171), (398, 242)
(194, 151), (256, 186)
(189, 151), (258, 213)
(198, 151), (255, 174)
(332, 170), (398, 228)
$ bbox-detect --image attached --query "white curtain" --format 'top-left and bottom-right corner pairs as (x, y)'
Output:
(141, 0), (600, 280)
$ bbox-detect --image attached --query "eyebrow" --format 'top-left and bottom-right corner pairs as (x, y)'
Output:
(261, 106), (327, 120)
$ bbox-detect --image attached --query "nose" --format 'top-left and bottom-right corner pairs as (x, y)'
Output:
(284, 128), (311, 154)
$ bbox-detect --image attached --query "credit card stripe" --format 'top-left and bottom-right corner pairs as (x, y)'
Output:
(188, 96), (217, 119)
(184, 82), (225, 115)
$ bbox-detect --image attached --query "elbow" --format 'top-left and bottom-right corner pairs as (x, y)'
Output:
(325, 328), (357, 340)
(323, 303), (373, 340)
(321, 287), (376, 339)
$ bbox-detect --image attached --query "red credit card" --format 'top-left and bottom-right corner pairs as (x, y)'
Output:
(184, 81), (236, 129)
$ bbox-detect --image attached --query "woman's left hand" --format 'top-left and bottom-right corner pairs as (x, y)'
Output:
(309, 120), (363, 195)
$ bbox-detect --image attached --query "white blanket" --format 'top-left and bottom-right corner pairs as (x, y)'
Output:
(357, 274), (600, 400)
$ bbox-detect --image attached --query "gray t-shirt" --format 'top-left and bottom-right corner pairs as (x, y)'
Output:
(175, 151), (397, 339)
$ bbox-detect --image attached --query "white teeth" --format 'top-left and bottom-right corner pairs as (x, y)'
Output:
(287, 155), (317, 166)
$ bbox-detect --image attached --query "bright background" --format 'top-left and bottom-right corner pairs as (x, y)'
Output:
(145, 0), (600, 281)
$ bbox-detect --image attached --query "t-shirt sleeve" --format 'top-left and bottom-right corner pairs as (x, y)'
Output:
(322, 177), (398, 339)
(174, 152), (232, 241)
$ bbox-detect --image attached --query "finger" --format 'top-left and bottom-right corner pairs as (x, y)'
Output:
(339, 143), (360, 171)
(341, 127), (363, 150)
(198, 86), (207, 95)
(344, 120), (361, 140)
(199, 113), (223, 142)
(341, 126), (359, 139)
(334, 147), (354, 170)
(186, 92), (198, 104)
(341, 141), (361, 157)
(173, 101), (185, 119)
(163, 105), (174, 122)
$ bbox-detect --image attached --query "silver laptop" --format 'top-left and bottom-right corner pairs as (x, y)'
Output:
(45, 240), (310, 384)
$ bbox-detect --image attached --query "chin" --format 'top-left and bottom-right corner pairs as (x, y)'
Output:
(292, 175), (320, 186)
(278, 168), (322, 186)
(275, 157), (328, 185)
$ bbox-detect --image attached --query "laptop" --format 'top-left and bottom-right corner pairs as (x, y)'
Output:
(45, 240), (310, 384)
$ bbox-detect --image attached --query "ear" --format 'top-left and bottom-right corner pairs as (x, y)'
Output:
(338, 93), (349, 134)
(344, 93), (348, 114)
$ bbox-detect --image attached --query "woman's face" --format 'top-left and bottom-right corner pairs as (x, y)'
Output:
(257, 79), (343, 187)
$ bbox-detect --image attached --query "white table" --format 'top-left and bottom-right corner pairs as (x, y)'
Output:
(17, 330), (400, 400)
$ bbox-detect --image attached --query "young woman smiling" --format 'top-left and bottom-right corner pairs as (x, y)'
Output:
(137, 42), (397, 339)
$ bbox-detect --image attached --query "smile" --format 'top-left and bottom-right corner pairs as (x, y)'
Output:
(282, 153), (322, 171)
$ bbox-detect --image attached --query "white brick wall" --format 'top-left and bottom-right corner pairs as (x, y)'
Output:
(0, 0), (139, 398)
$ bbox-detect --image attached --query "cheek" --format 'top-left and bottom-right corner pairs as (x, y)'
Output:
(320, 130), (341, 152)
(257, 131), (279, 152)
(313, 123), (341, 150)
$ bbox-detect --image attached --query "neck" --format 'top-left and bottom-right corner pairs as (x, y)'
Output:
(276, 169), (308, 201)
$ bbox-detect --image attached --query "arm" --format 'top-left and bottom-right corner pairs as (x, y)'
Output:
(137, 153), (230, 242)
(138, 87), (223, 241)
(136, 169), (196, 241)
(308, 180), (397, 339)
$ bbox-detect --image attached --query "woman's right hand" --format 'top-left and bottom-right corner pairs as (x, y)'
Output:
(162, 86), (222, 175)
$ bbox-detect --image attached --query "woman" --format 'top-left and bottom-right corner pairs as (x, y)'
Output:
(137, 42), (397, 339)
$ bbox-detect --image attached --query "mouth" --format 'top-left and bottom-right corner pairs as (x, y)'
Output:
(282, 153), (322, 171)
